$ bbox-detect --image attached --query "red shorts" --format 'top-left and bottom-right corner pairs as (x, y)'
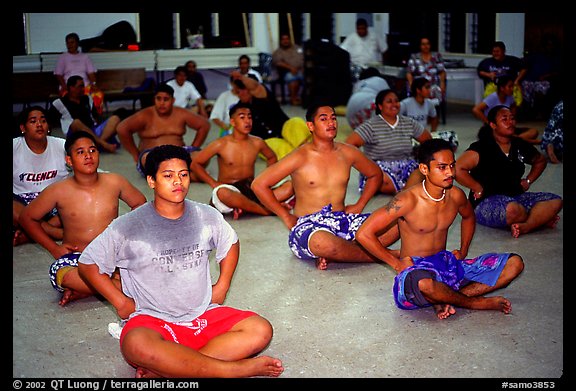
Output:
(120, 306), (257, 350)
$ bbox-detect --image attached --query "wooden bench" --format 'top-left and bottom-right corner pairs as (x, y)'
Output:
(12, 72), (59, 109)
(96, 68), (155, 112)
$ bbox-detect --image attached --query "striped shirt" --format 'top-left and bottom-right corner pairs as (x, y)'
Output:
(354, 115), (424, 161)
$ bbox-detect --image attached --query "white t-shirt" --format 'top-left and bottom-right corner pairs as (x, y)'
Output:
(166, 79), (202, 108)
(340, 29), (387, 68)
(209, 89), (240, 126)
(13, 136), (69, 197)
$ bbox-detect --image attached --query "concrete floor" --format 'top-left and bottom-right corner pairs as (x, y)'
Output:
(13, 101), (564, 381)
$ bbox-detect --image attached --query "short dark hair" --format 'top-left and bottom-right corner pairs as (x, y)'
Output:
(174, 65), (187, 75)
(65, 130), (96, 156)
(305, 102), (335, 122)
(67, 75), (84, 89)
(18, 105), (47, 126)
(410, 77), (430, 97)
(417, 138), (453, 166)
(229, 101), (251, 118)
(144, 144), (191, 178)
(155, 83), (175, 97)
(356, 18), (368, 28)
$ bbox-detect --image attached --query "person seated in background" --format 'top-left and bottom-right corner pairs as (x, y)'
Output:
(477, 41), (525, 107)
(50, 75), (129, 153)
(236, 54), (263, 83)
(400, 76), (438, 132)
(472, 75), (540, 144)
(13, 106), (69, 247)
(230, 71), (310, 160)
(54, 32), (98, 95)
(166, 65), (207, 118)
(272, 33), (305, 106)
(405, 36), (447, 124)
(209, 74), (240, 137)
(517, 34), (561, 120)
(340, 18), (387, 82)
(540, 100), (563, 164)
(54, 32), (104, 114)
(191, 102), (294, 219)
(345, 89), (432, 195)
(456, 105), (563, 238)
(185, 60), (208, 99)
(345, 67), (389, 129)
(116, 83), (211, 180)
(18, 131), (146, 306)
(401, 76), (459, 151)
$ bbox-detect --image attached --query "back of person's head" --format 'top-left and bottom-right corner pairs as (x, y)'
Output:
(359, 67), (382, 80)
(155, 83), (175, 97)
(18, 105), (47, 127)
(305, 102), (335, 122)
(67, 75), (84, 89)
(65, 130), (96, 156)
(417, 138), (453, 166)
(144, 144), (192, 178)
(410, 76), (429, 96)
(374, 89), (396, 115)
(229, 101), (252, 118)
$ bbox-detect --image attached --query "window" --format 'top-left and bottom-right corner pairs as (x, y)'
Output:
(442, 13), (496, 55)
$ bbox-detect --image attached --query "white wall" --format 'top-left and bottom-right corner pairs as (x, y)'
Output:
(26, 13), (138, 54)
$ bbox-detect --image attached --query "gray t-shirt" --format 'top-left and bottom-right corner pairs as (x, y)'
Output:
(79, 200), (238, 323)
(399, 97), (437, 129)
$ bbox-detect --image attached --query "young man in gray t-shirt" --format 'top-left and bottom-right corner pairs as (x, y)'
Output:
(78, 144), (284, 378)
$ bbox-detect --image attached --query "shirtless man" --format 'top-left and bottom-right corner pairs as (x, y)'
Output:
(252, 103), (398, 270)
(191, 102), (293, 219)
(116, 83), (211, 180)
(355, 138), (525, 319)
(19, 131), (146, 306)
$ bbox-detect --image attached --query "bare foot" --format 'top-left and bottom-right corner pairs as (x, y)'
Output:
(315, 257), (328, 270)
(59, 289), (92, 306)
(13, 229), (31, 246)
(135, 357), (283, 378)
(434, 304), (456, 320)
(233, 208), (244, 220)
(546, 215), (560, 229)
(135, 367), (161, 378)
(479, 296), (512, 313)
(511, 223), (522, 238)
(240, 356), (284, 378)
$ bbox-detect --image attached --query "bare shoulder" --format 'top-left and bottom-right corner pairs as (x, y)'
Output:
(450, 185), (469, 203)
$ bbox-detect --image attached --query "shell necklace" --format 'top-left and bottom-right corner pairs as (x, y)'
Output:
(422, 179), (445, 202)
